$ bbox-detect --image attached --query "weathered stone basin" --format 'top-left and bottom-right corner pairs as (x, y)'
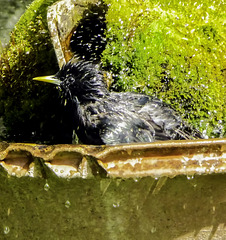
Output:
(1, 139), (226, 239)
(1, 138), (226, 179)
(47, 0), (105, 67)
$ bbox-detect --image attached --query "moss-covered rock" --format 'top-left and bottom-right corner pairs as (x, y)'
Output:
(0, 0), (225, 144)
(102, 0), (226, 138)
(0, 0), (75, 143)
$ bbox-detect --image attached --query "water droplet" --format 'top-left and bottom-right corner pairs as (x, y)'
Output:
(44, 182), (50, 191)
(3, 226), (10, 234)
(186, 175), (194, 180)
(113, 202), (120, 208)
(133, 178), (139, 182)
(65, 200), (71, 208)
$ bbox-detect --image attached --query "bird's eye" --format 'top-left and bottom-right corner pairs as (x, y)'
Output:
(65, 77), (78, 91)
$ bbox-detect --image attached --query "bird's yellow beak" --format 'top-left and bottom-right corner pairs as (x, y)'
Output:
(33, 75), (61, 85)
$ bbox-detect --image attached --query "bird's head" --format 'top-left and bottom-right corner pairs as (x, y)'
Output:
(33, 60), (108, 101)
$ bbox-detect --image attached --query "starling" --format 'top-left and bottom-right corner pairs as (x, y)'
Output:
(33, 59), (203, 145)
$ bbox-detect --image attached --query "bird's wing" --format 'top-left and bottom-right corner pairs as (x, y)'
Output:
(97, 110), (158, 144)
(76, 92), (202, 145)
(111, 92), (203, 140)
(138, 97), (203, 140)
(82, 100), (165, 144)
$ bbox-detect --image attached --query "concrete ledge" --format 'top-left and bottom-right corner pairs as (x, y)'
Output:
(0, 138), (225, 178)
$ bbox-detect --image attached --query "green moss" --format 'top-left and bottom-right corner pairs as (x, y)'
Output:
(1, 0), (225, 143)
(0, 0), (74, 143)
(102, 0), (226, 137)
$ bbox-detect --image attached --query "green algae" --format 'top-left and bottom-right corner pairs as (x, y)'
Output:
(0, 0), (74, 143)
(1, 171), (226, 239)
(0, 0), (225, 143)
(102, 0), (226, 138)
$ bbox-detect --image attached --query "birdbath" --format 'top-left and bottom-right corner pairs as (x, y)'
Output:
(0, 0), (226, 239)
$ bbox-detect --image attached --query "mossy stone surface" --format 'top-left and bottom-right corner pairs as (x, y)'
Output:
(0, 0), (74, 144)
(101, 0), (226, 138)
(0, 0), (225, 143)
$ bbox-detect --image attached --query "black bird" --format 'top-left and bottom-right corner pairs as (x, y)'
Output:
(33, 59), (203, 145)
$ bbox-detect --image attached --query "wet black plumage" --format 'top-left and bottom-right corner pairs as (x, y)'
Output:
(34, 60), (203, 145)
